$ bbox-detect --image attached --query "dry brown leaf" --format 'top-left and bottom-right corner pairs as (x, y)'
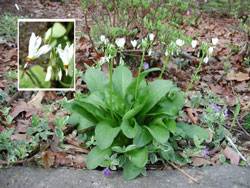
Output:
(205, 128), (213, 143)
(28, 91), (45, 108)
(42, 151), (55, 170)
(9, 100), (44, 119)
(226, 70), (250, 81)
(191, 157), (213, 167)
(221, 146), (240, 165)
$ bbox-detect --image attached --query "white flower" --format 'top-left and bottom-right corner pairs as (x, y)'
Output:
(176, 39), (184, 47)
(212, 38), (218, 45)
(148, 49), (152, 56)
(131, 40), (137, 48)
(27, 32), (51, 60)
(100, 35), (106, 42)
(15, 4), (19, 11)
(45, 66), (52, 82)
(191, 40), (198, 48)
(116, 38), (125, 48)
(165, 50), (169, 56)
(204, 56), (209, 64)
(58, 69), (62, 80)
(57, 43), (74, 66)
(149, 33), (154, 41)
(208, 47), (214, 55)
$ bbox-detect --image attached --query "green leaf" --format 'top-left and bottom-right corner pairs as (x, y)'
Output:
(78, 117), (94, 130)
(133, 127), (152, 147)
(165, 119), (176, 134)
(112, 65), (132, 98)
(19, 66), (50, 88)
(121, 118), (138, 138)
(95, 121), (120, 150)
(86, 146), (112, 169)
(123, 104), (144, 120)
(52, 23), (66, 38)
(84, 68), (109, 92)
(138, 80), (172, 119)
(64, 101), (98, 124)
(146, 124), (169, 144)
(55, 127), (64, 141)
(123, 160), (144, 180)
(176, 122), (210, 140)
(126, 147), (148, 168)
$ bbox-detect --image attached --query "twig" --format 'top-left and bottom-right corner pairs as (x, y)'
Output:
(167, 161), (200, 184)
(84, 12), (98, 55)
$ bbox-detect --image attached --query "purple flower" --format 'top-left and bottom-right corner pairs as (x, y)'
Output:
(211, 104), (222, 112)
(203, 148), (209, 158)
(186, 10), (191, 16)
(8, 42), (15, 47)
(103, 168), (112, 176)
(143, 62), (149, 70)
(224, 108), (228, 117)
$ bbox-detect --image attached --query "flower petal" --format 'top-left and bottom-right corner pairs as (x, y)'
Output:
(34, 45), (51, 59)
(45, 66), (52, 82)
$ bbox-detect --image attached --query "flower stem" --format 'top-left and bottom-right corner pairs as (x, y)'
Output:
(109, 58), (114, 120)
(183, 53), (205, 97)
(159, 54), (170, 79)
(135, 48), (146, 99)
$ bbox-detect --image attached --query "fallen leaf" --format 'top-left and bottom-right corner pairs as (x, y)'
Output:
(42, 151), (55, 170)
(28, 91), (45, 108)
(226, 70), (250, 81)
(191, 157), (213, 167)
(10, 100), (45, 119)
(221, 146), (240, 165)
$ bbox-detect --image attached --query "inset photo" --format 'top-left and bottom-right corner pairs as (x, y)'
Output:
(18, 19), (75, 90)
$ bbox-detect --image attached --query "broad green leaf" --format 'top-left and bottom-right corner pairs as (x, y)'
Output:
(75, 100), (111, 121)
(123, 160), (144, 180)
(133, 127), (152, 147)
(138, 80), (172, 119)
(112, 144), (137, 153)
(126, 147), (148, 168)
(84, 91), (108, 109)
(19, 66), (50, 88)
(52, 23), (66, 38)
(176, 122), (210, 140)
(165, 119), (176, 134)
(55, 127), (64, 141)
(121, 118), (138, 138)
(95, 121), (120, 150)
(84, 68), (109, 92)
(146, 124), (169, 144)
(68, 113), (79, 125)
(86, 146), (112, 169)
(125, 67), (160, 97)
(112, 65), (132, 98)
(63, 101), (98, 124)
(78, 117), (94, 130)
(123, 104), (144, 120)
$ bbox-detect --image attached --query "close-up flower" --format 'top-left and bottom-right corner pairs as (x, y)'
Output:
(176, 39), (184, 47)
(212, 38), (218, 45)
(25, 32), (51, 68)
(191, 40), (198, 48)
(116, 38), (125, 48)
(57, 43), (74, 76)
(45, 65), (52, 82)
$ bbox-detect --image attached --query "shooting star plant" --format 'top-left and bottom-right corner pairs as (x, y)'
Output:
(24, 32), (51, 68)
(57, 43), (74, 76)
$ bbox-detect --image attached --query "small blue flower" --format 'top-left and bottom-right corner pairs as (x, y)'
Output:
(103, 168), (112, 176)
(143, 62), (149, 70)
(8, 42), (15, 47)
(224, 108), (228, 117)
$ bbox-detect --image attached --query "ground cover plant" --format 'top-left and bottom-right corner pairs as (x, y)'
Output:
(0, 0), (250, 183)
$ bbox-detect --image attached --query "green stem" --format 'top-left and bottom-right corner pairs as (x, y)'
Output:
(183, 53), (205, 97)
(135, 48), (146, 99)
(109, 58), (114, 120)
(159, 54), (170, 79)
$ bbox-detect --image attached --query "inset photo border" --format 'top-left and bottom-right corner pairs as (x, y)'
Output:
(18, 19), (75, 91)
